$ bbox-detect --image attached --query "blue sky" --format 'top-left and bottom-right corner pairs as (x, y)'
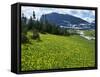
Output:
(21, 6), (95, 23)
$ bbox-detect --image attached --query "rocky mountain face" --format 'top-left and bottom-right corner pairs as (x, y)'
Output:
(40, 12), (95, 30)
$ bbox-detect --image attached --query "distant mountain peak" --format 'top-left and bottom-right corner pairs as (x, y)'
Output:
(40, 12), (89, 27)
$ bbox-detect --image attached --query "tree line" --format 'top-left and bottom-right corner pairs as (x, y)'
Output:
(21, 11), (72, 43)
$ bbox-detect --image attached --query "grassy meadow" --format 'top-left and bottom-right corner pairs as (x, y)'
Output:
(21, 32), (95, 71)
(84, 30), (95, 37)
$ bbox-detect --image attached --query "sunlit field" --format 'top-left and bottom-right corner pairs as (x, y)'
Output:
(21, 32), (95, 71)
(21, 6), (96, 71)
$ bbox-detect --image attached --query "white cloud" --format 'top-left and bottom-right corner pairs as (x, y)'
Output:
(21, 6), (95, 23)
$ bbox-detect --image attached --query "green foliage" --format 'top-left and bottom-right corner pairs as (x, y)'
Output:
(21, 13), (71, 41)
(84, 30), (95, 37)
(33, 11), (36, 19)
(21, 34), (29, 43)
(21, 11), (95, 71)
(21, 32), (95, 71)
(67, 29), (78, 35)
(21, 13), (29, 43)
(27, 16), (34, 30)
(32, 29), (40, 41)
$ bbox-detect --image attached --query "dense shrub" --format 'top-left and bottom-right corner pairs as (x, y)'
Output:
(21, 34), (29, 43)
(32, 29), (40, 41)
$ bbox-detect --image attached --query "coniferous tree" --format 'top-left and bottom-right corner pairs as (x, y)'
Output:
(28, 16), (33, 30)
(21, 13), (28, 34)
(32, 10), (40, 40)
(33, 11), (36, 19)
(21, 13), (29, 43)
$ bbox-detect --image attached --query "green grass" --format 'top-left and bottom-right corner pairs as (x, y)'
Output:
(21, 32), (95, 71)
(84, 30), (95, 37)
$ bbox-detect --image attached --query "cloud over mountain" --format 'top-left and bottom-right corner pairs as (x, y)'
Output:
(21, 6), (95, 23)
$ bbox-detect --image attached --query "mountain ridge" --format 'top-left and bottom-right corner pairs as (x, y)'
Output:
(40, 12), (89, 27)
